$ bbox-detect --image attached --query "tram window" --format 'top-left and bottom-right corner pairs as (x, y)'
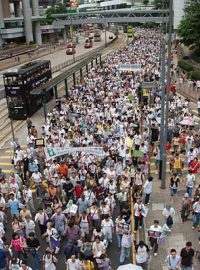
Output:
(8, 96), (24, 106)
(4, 76), (22, 86)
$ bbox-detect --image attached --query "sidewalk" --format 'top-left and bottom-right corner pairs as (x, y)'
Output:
(146, 174), (200, 270)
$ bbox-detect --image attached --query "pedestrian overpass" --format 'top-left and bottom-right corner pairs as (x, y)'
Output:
(52, 9), (170, 26)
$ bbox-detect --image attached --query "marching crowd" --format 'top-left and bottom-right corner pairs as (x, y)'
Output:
(0, 28), (199, 270)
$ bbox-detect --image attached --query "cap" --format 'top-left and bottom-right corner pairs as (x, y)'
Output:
(184, 193), (189, 198)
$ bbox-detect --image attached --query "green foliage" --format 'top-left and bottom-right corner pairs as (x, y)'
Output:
(40, 4), (67, 26)
(29, 41), (35, 45)
(191, 49), (200, 63)
(178, 60), (193, 72)
(190, 71), (200, 80)
(143, 0), (149, 5)
(153, 0), (170, 9)
(177, 0), (200, 50)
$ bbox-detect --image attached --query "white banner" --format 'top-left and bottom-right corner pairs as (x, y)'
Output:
(118, 64), (142, 72)
(44, 146), (104, 160)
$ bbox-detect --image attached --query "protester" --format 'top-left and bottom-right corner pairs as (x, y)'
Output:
(180, 242), (194, 270)
(165, 249), (181, 270)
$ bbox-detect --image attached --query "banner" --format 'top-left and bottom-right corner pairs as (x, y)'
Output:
(44, 146), (104, 160)
(118, 64), (142, 72)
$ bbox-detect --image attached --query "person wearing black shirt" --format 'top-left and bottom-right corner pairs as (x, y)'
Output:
(180, 242), (194, 270)
(26, 232), (41, 270)
(42, 193), (53, 209)
(63, 178), (74, 200)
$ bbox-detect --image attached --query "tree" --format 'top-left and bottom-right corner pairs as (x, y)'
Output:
(40, 4), (67, 25)
(153, 0), (170, 9)
(143, 0), (149, 6)
(177, 0), (200, 50)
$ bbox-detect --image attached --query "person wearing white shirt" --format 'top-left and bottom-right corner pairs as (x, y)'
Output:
(192, 198), (200, 229)
(23, 187), (35, 213)
(162, 205), (175, 228)
(31, 171), (42, 185)
(66, 255), (82, 270)
(186, 170), (195, 197)
(99, 174), (109, 189)
(134, 199), (145, 232)
(101, 215), (114, 243)
(43, 249), (58, 270)
(148, 220), (162, 256)
(143, 176), (153, 205)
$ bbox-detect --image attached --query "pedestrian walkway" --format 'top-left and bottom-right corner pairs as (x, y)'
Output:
(146, 173), (200, 269)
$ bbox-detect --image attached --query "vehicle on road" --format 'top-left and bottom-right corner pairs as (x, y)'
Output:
(67, 43), (76, 48)
(84, 42), (92, 49)
(3, 60), (53, 119)
(127, 26), (134, 38)
(66, 48), (76, 55)
(94, 30), (101, 42)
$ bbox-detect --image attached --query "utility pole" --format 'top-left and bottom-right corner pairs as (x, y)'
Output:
(161, 0), (173, 189)
(159, 37), (166, 180)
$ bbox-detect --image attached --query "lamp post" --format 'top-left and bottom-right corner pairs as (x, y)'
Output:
(160, 0), (173, 189)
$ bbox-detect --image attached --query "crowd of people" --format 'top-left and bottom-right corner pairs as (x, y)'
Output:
(0, 28), (199, 270)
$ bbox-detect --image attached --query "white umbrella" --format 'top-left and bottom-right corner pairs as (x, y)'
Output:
(117, 264), (143, 270)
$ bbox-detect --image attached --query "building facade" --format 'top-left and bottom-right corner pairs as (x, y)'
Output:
(0, 0), (42, 46)
(173, 0), (187, 29)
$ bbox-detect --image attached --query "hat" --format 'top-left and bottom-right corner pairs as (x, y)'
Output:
(184, 193), (189, 198)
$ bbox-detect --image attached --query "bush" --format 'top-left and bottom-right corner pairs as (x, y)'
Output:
(178, 60), (193, 72)
(190, 71), (200, 80)
(191, 50), (200, 63)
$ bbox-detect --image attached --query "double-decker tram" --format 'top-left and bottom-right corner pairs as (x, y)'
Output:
(3, 60), (54, 120)
(127, 26), (134, 38)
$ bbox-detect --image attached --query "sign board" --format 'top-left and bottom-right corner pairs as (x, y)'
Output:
(142, 81), (156, 89)
(35, 138), (45, 147)
(143, 89), (148, 97)
(44, 146), (104, 160)
(132, 150), (144, 158)
(118, 64), (142, 72)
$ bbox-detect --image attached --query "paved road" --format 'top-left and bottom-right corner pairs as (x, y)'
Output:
(0, 31), (113, 89)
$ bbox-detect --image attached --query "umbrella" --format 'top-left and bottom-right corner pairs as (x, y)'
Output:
(117, 264), (143, 270)
(179, 119), (194, 126)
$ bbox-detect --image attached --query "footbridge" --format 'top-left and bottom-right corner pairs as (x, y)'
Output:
(52, 9), (170, 26)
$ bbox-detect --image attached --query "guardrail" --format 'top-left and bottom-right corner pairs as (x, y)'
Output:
(51, 39), (116, 74)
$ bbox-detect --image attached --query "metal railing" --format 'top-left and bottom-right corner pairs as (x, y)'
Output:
(51, 39), (116, 74)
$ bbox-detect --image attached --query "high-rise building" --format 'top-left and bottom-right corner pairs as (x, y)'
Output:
(0, 0), (42, 46)
(173, 0), (187, 29)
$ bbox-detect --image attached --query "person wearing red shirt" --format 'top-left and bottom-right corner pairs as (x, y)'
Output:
(190, 158), (200, 174)
(59, 162), (68, 177)
(75, 181), (83, 199)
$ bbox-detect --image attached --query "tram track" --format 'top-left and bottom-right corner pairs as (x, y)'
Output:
(0, 33), (128, 149)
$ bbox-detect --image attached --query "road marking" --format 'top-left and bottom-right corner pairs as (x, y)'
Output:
(1, 169), (12, 173)
(0, 162), (12, 166)
(0, 156), (12, 159)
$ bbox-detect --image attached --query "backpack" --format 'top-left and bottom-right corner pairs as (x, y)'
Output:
(166, 215), (173, 226)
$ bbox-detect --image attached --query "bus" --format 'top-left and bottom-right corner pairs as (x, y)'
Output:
(94, 29), (101, 42)
(127, 26), (134, 38)
(84, 24), (94, 33)
(4, 60), (53, 120)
